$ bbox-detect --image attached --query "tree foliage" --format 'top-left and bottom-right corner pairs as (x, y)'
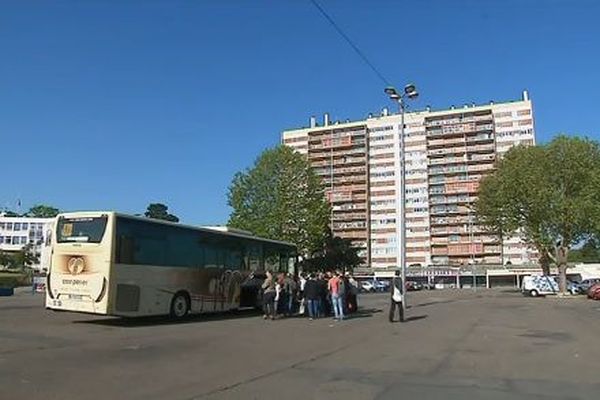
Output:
(144, 203), (179, 222)
(300, 232), (361, 273)
(476, 135), (600, 293)
(27, 204), (60, 218)
(568, 239), (600, 263)
(228, 145), (330, 257)
(0, 244), (39, 272)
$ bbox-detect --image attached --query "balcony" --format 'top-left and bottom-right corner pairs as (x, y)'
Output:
(428, 166), (468, 176)
(467, 164), (494, 173)
(332, 212), (367, 221)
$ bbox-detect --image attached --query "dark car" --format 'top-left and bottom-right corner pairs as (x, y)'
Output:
(405, 281), (423, 291)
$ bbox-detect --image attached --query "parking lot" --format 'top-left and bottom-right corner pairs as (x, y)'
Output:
(1, 289), (599, 399)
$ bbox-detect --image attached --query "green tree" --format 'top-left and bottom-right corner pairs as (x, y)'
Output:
(228, 145), (330, 257)
(27, 204), (60, 218)
(301, 233), (361, 273)
(476, 136), (600, 294)
(144, 203), (179, 223)
(12, 243), (40, 272)
(568, 239), (600, 263)
(0, 250), (12, 268)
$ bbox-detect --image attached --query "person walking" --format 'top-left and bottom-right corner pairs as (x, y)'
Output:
(389, 270), (404, 323)
(303, 274), (320, 320)
(262, 271), (276, 320)
(328, 271), (345, 320)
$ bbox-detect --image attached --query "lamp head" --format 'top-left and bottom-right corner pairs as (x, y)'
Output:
(404, 83), (418, 99)
(384, 86), (398, 96)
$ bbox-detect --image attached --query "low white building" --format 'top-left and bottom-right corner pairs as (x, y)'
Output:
(0, 214), (54, 271)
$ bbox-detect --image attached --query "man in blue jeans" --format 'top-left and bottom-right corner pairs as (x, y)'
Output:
(328, 271), (345, 320)
(303, 274), (320, 320)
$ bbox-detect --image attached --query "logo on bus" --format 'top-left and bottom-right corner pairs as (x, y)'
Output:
(67, 257), (86, 275)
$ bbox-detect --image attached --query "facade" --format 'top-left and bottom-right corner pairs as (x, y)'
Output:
(282, 91), (536, 269)
(0, 214), (54, 271)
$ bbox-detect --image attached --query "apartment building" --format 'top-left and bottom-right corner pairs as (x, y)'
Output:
(0, 214), (54, 271)
(282, 91), (536, 269)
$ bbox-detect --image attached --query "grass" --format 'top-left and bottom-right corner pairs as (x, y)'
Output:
(0, 272), (30, 288)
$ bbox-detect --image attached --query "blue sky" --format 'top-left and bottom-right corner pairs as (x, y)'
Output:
(1, 1), (598, 224)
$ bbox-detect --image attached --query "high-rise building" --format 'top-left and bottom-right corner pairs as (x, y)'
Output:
(282, 91), (536, 269)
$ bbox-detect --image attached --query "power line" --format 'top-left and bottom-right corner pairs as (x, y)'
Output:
(309, 0), (392, 87)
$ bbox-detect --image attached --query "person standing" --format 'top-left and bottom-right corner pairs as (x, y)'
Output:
(262, 271), (276, 320)
(303, 274), (320, 320)
(317, 273), (329, 317)
(284, 273), (297, 316)
(346, 273), (359, 313)
(328, 271), (345, 320)
(274, 273), (285, 319)
(298, 273), (307, 315)
(389, 270), (404, 323)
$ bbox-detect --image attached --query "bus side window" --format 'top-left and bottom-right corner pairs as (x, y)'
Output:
(118, 236), (135, 264)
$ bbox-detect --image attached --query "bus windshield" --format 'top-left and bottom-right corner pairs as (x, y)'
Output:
(57, 216), (108, 243)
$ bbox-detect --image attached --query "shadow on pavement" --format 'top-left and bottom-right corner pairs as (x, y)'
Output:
(411, 300), (456, 308)
(403, 314), (427, 322)
(72, 306), (385, 327)
(347, 307), (383, 319)
(72, 308), (262, 328)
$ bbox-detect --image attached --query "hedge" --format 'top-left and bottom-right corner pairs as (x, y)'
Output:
(0, 273), (30, 288)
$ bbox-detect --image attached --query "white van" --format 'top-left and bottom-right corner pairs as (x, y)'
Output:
(522, 275), (578, 297)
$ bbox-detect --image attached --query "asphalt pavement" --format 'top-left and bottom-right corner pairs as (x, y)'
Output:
(1, 288), (599, 399)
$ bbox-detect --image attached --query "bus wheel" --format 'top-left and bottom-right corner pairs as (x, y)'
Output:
(170, 292), (190, 319)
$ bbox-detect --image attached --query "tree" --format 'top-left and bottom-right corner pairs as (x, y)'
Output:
(568, 239), (600, 263)
(228, 145), (330, 257)
(144, 203), (179, 223)
(12, 244), (39, 272)
(301, 232), (361, 273)
(27, 204), (60, 218)
(476, 136), (600, 294)
(0, 250), (12, 268)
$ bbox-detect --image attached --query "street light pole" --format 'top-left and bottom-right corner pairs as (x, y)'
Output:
(385, 84), (418, 313)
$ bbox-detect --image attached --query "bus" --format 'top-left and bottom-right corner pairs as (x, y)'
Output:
(46, 211), (297, 318)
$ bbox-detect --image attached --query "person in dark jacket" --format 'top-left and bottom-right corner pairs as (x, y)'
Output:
(317, 273), (330, 317)
(303, 274), (320, 320)
(389, 270), (404, 323)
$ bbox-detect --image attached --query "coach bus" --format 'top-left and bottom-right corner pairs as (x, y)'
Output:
(46, 211), (296, 318)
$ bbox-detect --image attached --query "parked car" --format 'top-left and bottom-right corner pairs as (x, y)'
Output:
(405, 281), (423, 291)
(587, 283), (600, 300)
(360, 281), (376, 293)
(576, 278), (600, 294)
(522, 275), (578, 297)
(373, 279), (388, 292)
(360, 279), (388, 293)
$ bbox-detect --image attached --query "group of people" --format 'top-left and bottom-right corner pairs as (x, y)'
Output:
(261, 271), (359, 321)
